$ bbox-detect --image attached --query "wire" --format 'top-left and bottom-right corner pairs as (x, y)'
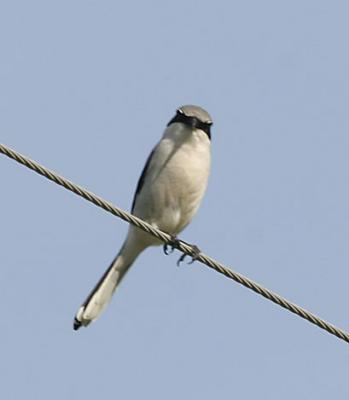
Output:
(1, 142), (348, 343)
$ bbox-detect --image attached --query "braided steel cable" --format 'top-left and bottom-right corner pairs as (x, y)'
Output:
(1, 142), (348, 343)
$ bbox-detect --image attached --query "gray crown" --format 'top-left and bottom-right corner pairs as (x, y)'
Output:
(178, 105), (213, 124)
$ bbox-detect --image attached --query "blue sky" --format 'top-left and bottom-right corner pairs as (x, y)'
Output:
(1, 1), (349, 399)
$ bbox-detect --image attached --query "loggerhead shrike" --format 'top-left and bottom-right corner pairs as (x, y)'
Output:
(74, 105), (212, 330)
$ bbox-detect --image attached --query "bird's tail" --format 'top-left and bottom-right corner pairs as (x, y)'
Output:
(73, 238), (144, 330)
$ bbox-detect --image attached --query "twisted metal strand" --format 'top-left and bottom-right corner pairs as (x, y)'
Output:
(1, 142), (348, 344)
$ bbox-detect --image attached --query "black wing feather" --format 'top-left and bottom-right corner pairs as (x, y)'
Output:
(131, 148), (155, 212)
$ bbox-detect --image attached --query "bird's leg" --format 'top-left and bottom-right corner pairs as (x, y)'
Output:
(163, 236), (201, 266)
(163, 234), (180, 255)
(176, 242), (201, 266)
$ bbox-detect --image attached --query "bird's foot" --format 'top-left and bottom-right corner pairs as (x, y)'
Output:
(163, 235), (180, 255)
(177, 244), (201, 266)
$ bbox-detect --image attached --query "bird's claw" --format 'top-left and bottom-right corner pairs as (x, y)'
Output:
(163, 237), (201, 266)
(177, 245), (201, 266)
(163, 235), (180, 255)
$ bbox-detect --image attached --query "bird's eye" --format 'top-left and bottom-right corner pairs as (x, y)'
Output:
(177, 108), (184, 115)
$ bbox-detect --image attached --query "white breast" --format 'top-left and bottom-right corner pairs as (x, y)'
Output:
(132, 123), (211, 244)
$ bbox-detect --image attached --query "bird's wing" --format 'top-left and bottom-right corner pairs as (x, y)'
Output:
(131, 147), (156, 212)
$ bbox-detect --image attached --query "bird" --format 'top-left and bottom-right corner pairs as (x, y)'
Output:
(73, 105), (213, 330)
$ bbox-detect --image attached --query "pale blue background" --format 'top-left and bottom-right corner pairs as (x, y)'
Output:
(1, 1), (349, 399)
